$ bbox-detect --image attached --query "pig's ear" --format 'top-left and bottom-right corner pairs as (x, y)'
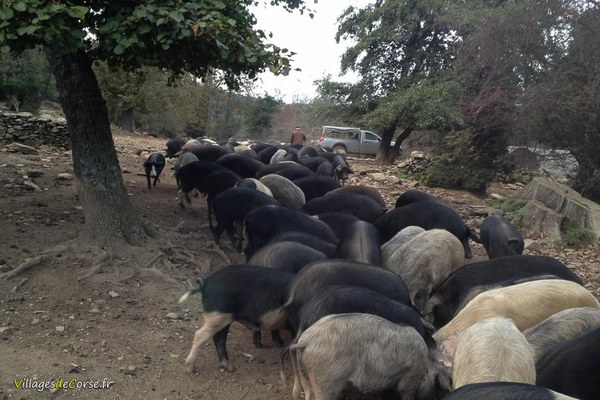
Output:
(422, 295), (441, 316)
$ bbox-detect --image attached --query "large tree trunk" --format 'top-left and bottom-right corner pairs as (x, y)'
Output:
(116, 108), (136, 133)
(375, 126), (414, 164)
(385, 127), (414, 164)
(375, 125), (397, 164)
(45, 48), (149, 248)
(570, 155), (600, 203)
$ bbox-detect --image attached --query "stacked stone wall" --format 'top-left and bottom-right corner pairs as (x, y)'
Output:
(0, 112), (69, 149)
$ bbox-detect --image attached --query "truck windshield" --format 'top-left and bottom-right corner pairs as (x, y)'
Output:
(364, 131), (380, 141)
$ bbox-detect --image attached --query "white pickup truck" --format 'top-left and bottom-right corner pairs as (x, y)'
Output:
(318, 125), (389, 156)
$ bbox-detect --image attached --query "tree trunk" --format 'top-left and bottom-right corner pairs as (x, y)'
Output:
(375, 126), (415, 164)
(116, 108), (136, 133)
(9, 94), (20, 112)
(385, 127), (414, 164)
(570, 155), (600, 203)
(45, 48), (149, 248)
(375, 125), (397, 164)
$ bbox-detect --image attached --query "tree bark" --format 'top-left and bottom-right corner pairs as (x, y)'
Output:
(385, 127), (414, 164)
(375, 126), (415, 164)
(570, 154), (600, 203)
(375, 125), (397, 164)
(116, 108), (136, 133)
(45, 48), (148, 248)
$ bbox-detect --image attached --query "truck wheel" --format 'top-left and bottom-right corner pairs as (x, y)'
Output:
(332, 145), (347, 154)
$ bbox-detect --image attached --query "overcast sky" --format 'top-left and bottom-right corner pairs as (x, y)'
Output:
(250, 1), (373, 103)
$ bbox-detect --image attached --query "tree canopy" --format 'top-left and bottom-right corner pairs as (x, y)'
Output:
(316, 0), (600, 200)
(1, 0), (310, 88)
(0, 0), (312, 252)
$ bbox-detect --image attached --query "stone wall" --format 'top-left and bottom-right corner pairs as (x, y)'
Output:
(0, 112), (69, 149)
(516, 177), (600, 243)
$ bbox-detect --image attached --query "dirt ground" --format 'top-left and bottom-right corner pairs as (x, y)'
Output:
(0, 131), (598, 400)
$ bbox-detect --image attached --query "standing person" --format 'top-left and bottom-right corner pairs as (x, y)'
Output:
(290, 126), (306, 149)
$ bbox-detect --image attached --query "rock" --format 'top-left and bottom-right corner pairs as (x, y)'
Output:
(516, 177), (600, 242)
(23, 181), (41, 191)
(89, 308), (101, 314)
(370, 173), (389, 182)
(55, 325), (65, 332)
(57, 173), (73, 181)
(524, 239), (543, 252)
(166, 312), (179, 320)
(489, 193), (504, 200)
(32, 318), (40, 325)
(107, 291), (119, 298)
(509, 147), (540, 170)
(123, 365), (136, 375)
(0, 326), (10, 333)
(7, 142), (38, 154)
(410, 151), (426, 159)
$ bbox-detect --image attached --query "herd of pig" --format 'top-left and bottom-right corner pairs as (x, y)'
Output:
(144, 138), (599, 400)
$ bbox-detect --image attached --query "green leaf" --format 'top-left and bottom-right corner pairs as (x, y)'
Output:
(3, 8), (15, 19)
(36, 10), (51, 21)
(169, 11), (183, 23)
(1, 46), (11, 53)
(71, 28), (86, 39)
(16, 24), (38, 36)
(67, 6), (88, 20)
(137, 24), (152, 34)
(13, 2), (27, 12)
(114, 44), (124, 55)
(133, 8), (148, 18)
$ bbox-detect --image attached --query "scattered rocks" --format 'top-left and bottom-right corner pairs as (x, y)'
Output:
(166, 312), (179, 320)
(23, 181), (41, 191)
(6, 142), (38, 155)
(121, 365), (137, 375)
(27, 170), (44, 178)
(57, 173), (73, 181)
(396, 152), (432, 175)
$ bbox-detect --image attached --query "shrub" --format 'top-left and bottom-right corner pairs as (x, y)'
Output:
(420, 154), (494, 194)
(561, 219), (597, 248)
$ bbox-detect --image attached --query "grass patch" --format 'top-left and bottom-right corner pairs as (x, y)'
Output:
(561, 219), (597, 247)
(492, 195), (529, 215)
(396, 169), (409, 180)
(491, 195), (530, 228)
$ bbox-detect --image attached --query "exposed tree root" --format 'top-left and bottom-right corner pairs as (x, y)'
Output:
(160, 245), (196, 265)
(77, 250), (113, 282)
(197, 242), (231, 264)
(120, 267), (180, 286)
(11, 278), (29, 293)
(3, 224), (221, 288)
(0, 255), (50, 280)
